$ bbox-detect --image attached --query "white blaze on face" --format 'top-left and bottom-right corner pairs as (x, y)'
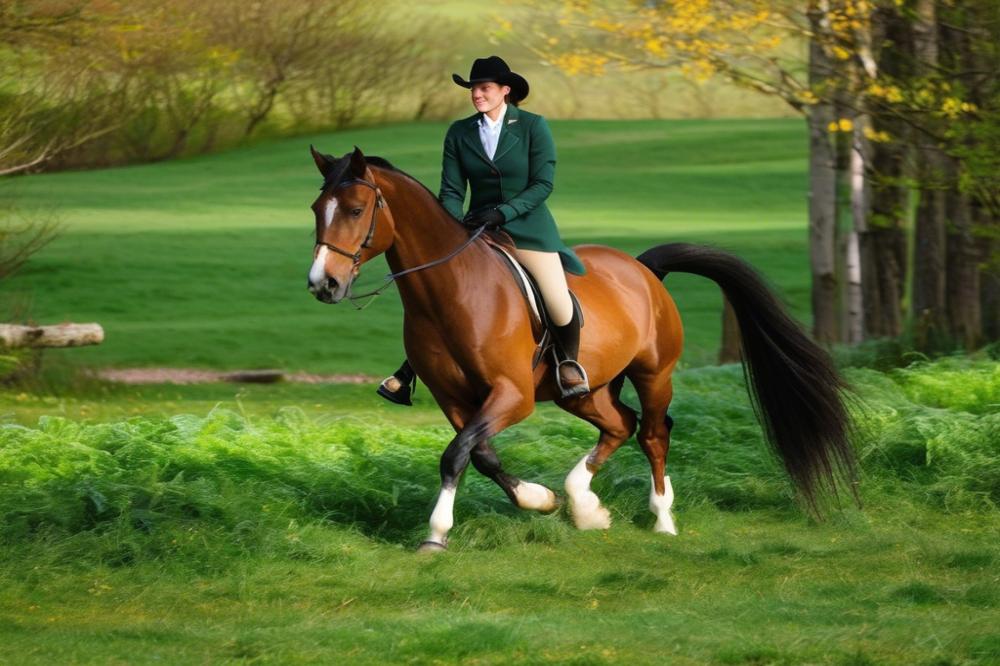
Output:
(309, 245), (330, 288)
(323, 197), (338, 229)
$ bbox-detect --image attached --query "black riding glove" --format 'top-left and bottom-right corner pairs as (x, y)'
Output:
(462, 207), (506, 230)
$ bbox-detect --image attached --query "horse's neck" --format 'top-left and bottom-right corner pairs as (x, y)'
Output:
(376, 169), (491, 317)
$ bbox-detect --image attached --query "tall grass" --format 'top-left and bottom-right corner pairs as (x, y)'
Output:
(2, 357), (995, 562)
(0, 358), (996, 665)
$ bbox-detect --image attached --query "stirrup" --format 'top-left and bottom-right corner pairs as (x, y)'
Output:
(556, 359), (590, 398)
(376, 376), (413, 406)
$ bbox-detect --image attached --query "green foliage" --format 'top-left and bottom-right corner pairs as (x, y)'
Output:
(0, 357), (995, 557)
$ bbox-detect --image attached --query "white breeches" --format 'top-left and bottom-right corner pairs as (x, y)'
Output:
(512, 248), (573, 326)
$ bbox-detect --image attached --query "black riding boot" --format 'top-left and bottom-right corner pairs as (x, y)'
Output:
(377, 360), (416, 406)
(552, 309), (590, 398)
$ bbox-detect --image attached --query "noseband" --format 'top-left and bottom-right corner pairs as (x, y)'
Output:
(315, 177), (385, 267)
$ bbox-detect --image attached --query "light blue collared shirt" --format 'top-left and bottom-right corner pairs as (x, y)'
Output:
(478, 103), (507, 160)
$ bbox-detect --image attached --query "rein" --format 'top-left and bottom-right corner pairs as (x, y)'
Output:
(315, 175), (487, 310)
(347, 225), (487, 309)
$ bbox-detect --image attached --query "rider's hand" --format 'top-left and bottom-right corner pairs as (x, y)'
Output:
(462, 207), (506, 230)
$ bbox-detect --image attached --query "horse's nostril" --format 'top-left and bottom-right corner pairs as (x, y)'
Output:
(326, 277), (340, 292)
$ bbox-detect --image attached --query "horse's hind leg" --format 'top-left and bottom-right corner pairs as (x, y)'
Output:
(559, 377), (637, 530)
(630, 367), (677, 535)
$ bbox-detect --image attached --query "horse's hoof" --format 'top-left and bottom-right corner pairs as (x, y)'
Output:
(417, 540), (447, 553)
(513, 482), (560, 513)
(653, 516), (678, 535)
(571, 502), (612, 530)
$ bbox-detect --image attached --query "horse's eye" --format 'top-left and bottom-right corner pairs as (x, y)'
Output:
(351, 208), (363, 217)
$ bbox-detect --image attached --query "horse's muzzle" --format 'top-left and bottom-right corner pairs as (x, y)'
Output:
(307, 276), (348, 304)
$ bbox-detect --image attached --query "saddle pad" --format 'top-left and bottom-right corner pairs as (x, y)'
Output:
(492, 246), (542, 325)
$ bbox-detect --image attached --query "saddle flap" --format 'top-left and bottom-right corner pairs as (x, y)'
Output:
(488, 245), (584, 333)
(491, 245), (543, 328)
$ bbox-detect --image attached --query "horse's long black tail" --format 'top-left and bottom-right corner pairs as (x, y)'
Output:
(636, 243), (858, 511)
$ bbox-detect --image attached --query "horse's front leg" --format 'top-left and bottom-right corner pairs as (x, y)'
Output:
(420, 379), (534, 552)
(437, 402), (558, 517)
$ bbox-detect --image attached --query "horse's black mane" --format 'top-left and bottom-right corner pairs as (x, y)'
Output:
(321, 151), (457, 222)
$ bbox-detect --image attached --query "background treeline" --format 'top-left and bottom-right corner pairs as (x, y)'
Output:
(0, 0), (795, 177)
(526, 0), (1000, 354)
(0, 0), (464, 173)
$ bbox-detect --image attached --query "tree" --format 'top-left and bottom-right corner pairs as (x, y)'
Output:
(521, 0), (1000, 351)
(0, 1), (121, 174)
(520, 0), (859, 345)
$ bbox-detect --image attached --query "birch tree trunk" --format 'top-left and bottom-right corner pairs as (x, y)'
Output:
(846, 118), (868, 344)
(808, 1), (840, 344)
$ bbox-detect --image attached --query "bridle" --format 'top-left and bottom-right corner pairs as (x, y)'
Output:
(314, 172), (487, 309)
(315, 176), (385, 268)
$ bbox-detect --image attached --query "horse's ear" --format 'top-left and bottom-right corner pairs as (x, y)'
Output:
(349, 146), (367, 178)
(310, 145), (333, 176)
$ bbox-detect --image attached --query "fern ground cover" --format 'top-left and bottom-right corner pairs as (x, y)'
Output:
(1, 358), (997, 664)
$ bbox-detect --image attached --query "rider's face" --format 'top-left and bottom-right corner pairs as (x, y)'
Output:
(471, 82), (510, 117)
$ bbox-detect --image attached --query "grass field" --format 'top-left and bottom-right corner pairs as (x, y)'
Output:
(0, 357), (998, 664)
(2, 119), (998, 664)
(1, 118), (809, 373)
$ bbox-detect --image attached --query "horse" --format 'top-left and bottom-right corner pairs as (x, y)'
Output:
(306, 146), (857, 551)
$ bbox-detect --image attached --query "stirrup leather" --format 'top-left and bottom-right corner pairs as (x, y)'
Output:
(556, 359), (590, 398)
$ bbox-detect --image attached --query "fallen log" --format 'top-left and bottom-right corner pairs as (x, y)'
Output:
(0, 323), (104, 349)
(221, 370), (284, 384)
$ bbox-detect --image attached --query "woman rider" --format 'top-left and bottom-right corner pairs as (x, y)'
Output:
(378, 55), (589, 404)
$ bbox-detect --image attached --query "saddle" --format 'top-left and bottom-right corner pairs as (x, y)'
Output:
(483, 231), (583, 369)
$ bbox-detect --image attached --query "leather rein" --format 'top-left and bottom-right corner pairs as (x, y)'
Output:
(316, 175), (486, 309)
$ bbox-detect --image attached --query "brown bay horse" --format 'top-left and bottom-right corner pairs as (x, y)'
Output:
(307, 146), (857, 551)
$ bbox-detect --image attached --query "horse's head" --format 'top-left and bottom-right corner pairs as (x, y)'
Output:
(307, 146), (394, 304)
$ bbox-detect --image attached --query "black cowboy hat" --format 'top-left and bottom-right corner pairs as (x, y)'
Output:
(452, 55), (529, 104)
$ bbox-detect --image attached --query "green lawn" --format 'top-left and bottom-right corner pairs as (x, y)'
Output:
(1, 118), (809, 373)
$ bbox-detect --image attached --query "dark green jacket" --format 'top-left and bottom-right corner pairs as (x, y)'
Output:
(438, 104), (586, 275)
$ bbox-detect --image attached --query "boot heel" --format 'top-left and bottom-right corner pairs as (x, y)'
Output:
(377, 377), (413, 406)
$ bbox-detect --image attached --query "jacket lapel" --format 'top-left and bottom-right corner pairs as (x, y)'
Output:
(461, 113), (493, 166)
(493, 105), (521, 163)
